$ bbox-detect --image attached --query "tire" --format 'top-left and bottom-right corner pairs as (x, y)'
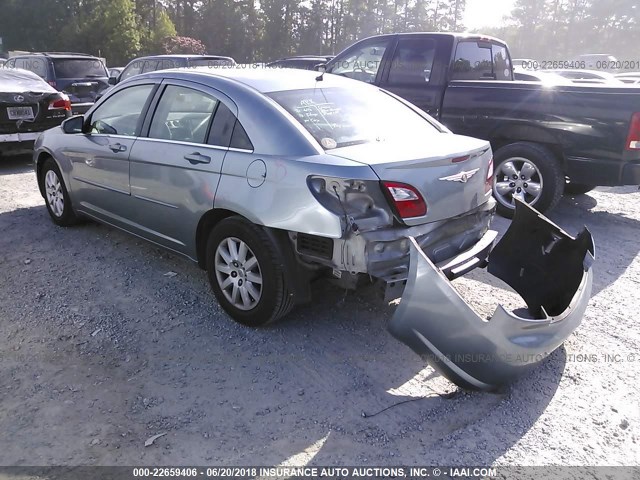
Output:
(492, 142), (564, 218)
(40, 158), (78, 226)
(565, 182), (596, 195)
(205, 216), (294, 326)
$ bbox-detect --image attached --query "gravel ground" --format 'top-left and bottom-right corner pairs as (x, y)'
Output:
(0, 154), (638, 467)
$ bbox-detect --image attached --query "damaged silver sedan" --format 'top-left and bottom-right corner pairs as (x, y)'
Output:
(33, 67), (594, 389)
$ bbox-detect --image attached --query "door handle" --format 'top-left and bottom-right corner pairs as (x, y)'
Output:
(108, 143), (127, 153)
(184, 152), (211, 165)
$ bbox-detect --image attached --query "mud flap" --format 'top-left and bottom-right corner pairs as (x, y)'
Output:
(388, 200), (595, 391)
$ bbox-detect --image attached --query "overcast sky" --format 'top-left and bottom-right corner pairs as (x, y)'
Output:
(463, 0), (516, 30)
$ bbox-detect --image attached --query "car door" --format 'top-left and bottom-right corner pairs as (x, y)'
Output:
(379, 35), (451, 118)
(127, 80), (232, 256)
(65, 82), (157, 224)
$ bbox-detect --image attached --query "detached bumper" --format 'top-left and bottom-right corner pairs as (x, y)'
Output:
(389, 201), (595, 391)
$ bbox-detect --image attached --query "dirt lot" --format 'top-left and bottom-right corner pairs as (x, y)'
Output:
(0, 154), (638, 467)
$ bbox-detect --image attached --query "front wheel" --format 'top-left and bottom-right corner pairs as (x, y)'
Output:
(205, 217), (294, 326)
(40, 158), (78, 226)
(492, 142), (564, 218)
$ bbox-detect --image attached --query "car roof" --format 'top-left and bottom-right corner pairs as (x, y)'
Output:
(134, 54), (233, 60)
(349, 32), (507, 46)
(11, 52), (100, 59)
(139, 66), (368, 93)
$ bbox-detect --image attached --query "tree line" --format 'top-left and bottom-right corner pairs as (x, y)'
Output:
(0, 0), (466, 65)
(482, 0), (639, 62)
(0, 0), (637, 67)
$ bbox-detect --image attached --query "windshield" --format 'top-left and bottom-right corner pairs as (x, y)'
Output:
(53, 59), (107, 78)
(267, 87), (441, 149)
(189, 58), (235, 67)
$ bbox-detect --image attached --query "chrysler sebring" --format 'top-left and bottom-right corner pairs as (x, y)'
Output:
(33, 68), (594, 390)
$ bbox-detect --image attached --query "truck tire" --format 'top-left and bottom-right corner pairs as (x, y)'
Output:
(565, 182), (596, 195)
(206, 216), (294, 327)
(492, 142), (564, 218)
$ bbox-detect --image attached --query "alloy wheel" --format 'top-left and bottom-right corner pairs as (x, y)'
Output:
(214, 237), (263, 311)
(45, 170), (64, 217)
(493, 157), (543, 209)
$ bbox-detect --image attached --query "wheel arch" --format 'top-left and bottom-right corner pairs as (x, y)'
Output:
(35, 150), (58, 198)
(490, 127), (566, 171)
(195, 208), (244, 269)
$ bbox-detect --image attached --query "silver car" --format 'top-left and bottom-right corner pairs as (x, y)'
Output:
(34, 68), (594, 390)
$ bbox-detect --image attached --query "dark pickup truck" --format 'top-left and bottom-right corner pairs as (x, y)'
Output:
(322, 33), (640, 216)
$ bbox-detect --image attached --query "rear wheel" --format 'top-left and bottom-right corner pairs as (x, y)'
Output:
(40, 158), (78, 226)
(206, 217), (294, 326)
(492, 142), (564, 218)
(565, 182), (596, 195)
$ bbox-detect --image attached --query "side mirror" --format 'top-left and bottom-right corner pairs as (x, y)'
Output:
(315, 63), (327, 73)
(108, 76), (117, 85)
(62, 115), (85, 134)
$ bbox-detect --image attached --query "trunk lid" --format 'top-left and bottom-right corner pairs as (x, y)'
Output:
(329, 134), (492, 224)
(0, 70), (67, 134)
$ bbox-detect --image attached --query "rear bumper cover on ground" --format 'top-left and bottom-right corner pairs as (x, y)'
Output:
(389, 200), (595, 391)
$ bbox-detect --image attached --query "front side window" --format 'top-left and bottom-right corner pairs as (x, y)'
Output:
(268, 87), (441, 150)
(120, 61), (143, 81)
(388, 38), (436, 85)
(90, 84), (154, 135)
(328, 39), (390, 83)
(451, 42), (493, 80)
(149, 85), (218, 143)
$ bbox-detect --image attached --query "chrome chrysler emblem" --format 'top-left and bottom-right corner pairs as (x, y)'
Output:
(14, 95), (25, 103)
(439, 168), (480, 183)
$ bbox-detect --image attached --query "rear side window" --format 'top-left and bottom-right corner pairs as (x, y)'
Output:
(492, 44), (512, 80)
(208, 102), (236, 147)
(230, 121), (253, 151)
(388, 38), (436, 85)
(148, 85), (218, 143)
(452, 42), (493, 80)
(15, 57), (48, 79)
(53, 59), (107, 78)
(452, 41), (512, 81)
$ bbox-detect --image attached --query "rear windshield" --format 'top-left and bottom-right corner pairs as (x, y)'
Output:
(53, 59), (107, 78)
(267, 87), (441, 149)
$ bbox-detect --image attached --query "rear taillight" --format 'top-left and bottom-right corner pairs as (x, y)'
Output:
(626, 112), (640, 150)
(485, 157), (494, 193)
(383, 181), (427, 218)
(49, 94), (71, 112)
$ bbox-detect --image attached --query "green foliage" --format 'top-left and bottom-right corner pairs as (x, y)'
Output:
(0, 0), (637, 66)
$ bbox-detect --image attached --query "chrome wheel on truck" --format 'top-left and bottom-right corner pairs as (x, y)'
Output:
(493, 157), (543, 208)
(492, 142), (564, 218)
